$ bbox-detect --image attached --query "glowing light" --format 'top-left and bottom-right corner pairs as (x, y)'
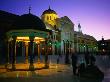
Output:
(16, 37), (45, 42)
(27, 72), (28, 77)
(49, 42), (52, 45)
(17, 37), (29, 40)
(16, 72), (19, 78)
(102, 44), (105, 45)
(55, 65), (58, 69)
(49, 48), (51, 50)
(34, 37), (45, 42)
(42, 48), (44, 50)
(103, 49), (105, 52)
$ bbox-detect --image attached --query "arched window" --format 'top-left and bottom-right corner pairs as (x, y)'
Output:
(47, 16), (49, 20)
(50, 16), (51, 20)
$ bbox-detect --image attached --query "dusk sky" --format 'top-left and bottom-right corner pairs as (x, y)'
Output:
(0, 0), (110, 40)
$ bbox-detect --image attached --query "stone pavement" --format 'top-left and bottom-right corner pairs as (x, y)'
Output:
(0, 63), (104, 82)
(0, 64), (80, 82)
(0, 55), (110, 82)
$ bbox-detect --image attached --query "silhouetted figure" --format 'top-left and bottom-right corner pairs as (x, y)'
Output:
(57, 54), (61, 64)
(71, 53), (78, 75)
(78, 63), (85, 76)
(65, 52), (70, 64)
(85, 52), (90, 66)
(90, 55), (96, 65)
(79, 58), (104, 82)
(44, 52), (49, 68)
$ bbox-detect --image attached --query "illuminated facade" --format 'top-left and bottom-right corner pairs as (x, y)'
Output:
(0, 7), (98, 69)
(74, 31), (98, 54)
(41, 7), (97, 55)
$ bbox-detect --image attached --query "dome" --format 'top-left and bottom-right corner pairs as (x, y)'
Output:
(42, 7), (57, 15)
(13, 13), (46, 30)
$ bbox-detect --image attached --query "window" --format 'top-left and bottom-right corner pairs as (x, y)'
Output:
(47, 16), (49, 20)
(50, 16), (51, 20)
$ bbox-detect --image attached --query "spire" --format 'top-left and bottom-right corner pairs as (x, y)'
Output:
(78, 23), (81, 28)
(49, 5), (51, 10)
(78, 23), (82, 33)
(29, 6), (31, 14)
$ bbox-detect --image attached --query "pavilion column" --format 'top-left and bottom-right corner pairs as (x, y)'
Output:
(7, 40), (10, 64)
(29, 36), (35, 71)
(12, 36), (16, 70)
(22, 42), (25, 57)
(5, 39), (10, 69)
(37, 44), (40, 63)
(25, 42), (28, 63)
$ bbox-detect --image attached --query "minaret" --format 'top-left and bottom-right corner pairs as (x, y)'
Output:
(78, 23), (82, 33)
(102, 36), (104, 41)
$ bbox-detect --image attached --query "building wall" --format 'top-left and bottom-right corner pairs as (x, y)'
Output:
(98, 39), (110, 55)
(42, 12), (98, 55)
(74, 32), (98, 54)
(56, 16), (74, 55)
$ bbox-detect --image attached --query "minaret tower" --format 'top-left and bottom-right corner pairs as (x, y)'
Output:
(78, 23), (82, 33)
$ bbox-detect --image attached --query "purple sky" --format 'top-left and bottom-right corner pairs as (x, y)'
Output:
(0, 0), (110, 40)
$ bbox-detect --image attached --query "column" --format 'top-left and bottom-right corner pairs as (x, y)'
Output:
(52, 41), (55, 55)
(5, 40), (10, 69)
(7, 40), (10, 64)
(66, 41), (69, 54)
(44, 39), (49, 68)
(69, 41), (72, 55)
(29, 36), (35, 71)
(37, 44), (40, 63)
(68, 41), (71, 55)
(63, 41), (66, 55)
(22, 42), (25, 56)
(25, 42), (28, 63)
(12, 36), (16, 70)
(65, 40), (70, 64)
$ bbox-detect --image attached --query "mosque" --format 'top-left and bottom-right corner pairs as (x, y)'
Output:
(0, 6), (97, 70)
(41, 6), (97, 55)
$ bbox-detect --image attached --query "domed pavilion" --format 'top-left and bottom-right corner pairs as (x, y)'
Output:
(6, 10), (51, 70)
